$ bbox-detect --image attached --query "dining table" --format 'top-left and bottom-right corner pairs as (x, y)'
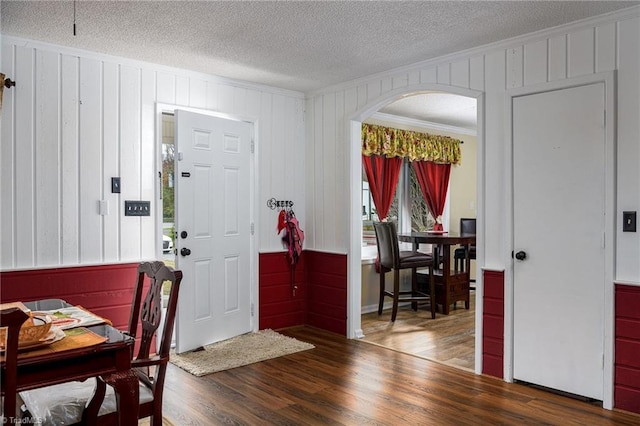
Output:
(1, 299), (139, 426)
(398, 231), (476, 315)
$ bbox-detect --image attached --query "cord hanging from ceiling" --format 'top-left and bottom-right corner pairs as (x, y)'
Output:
(73, 0), (77, 36)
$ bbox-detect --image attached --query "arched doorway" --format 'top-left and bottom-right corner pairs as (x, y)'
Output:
(346, 85), (484, 373)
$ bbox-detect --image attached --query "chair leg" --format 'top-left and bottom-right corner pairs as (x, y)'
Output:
(391, 269), (400, 322)
(411, 268), (418, 311)
(378, 269), (386, 315)
(429, 265), (436, 319)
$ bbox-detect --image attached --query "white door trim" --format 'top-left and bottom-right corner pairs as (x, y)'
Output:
(154, 102), (260, 334)
(504, 72), (616, 408)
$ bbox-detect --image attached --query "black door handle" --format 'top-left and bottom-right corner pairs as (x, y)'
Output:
(180, 247), (191, 257)
(514, 250), (527, 261)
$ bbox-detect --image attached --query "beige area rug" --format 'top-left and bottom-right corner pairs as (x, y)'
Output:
(169, 329), (315, 377)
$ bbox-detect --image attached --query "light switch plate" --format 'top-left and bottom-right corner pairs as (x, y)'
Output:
(125, 200), (150, 216)
(623, 211), (636, 232)
(111, 177), (121, 193)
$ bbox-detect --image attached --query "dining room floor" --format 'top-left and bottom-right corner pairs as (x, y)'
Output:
(360, 291), (475, 371)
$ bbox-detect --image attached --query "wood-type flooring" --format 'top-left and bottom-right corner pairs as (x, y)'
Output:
(361, 292), (475, 371)
(161, 324), (639, 425)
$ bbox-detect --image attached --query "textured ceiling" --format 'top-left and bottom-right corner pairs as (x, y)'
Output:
(2, 1), (638, 130)
(2, 1), (638, 94)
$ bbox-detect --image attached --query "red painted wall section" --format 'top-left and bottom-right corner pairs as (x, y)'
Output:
(0, 263), (140, 331)
(482, 269), (504, 379)
(258, 252), (307, 330)
(614, 284), (640, 415)
(258, 251), (347, 335)
(304, 251), (347, 335)
(3, 251), (348, 342)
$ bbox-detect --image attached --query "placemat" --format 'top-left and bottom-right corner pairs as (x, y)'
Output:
(17, 327), (108, 359)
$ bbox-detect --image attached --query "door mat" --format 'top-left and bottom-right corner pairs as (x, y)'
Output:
(169, 329), (314, 377)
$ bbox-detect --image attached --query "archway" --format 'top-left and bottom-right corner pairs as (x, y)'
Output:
(346, 84), (485, 373)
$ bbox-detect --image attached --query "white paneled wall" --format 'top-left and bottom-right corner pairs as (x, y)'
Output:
(306, 8), (640, 282)
(1, 37), (305, 269)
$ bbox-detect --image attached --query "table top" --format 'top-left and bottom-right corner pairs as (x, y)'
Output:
(398, 232), (476, 245)
(2, 299), (133, 378)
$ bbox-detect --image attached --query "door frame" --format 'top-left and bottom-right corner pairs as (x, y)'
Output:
(504, 72), (616, 408)
(154, 102), (260, 334)
(347, 84), (485, 374)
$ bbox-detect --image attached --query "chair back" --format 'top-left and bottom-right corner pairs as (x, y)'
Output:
(373, 221), (400, 270)
(1, 307), (29, 421)
(129, 261), (182, 360)
(128, 261), (182, 423)
(460, 218), (476, 235)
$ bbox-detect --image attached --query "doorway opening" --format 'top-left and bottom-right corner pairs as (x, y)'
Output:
(161, 112), (177, 272)
(356, 91), (479, 372)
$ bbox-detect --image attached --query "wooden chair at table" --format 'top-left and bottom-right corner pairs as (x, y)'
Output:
(1, 307), (30, 423)
(374, 221), (436, 322)
(20, 261), (183, 426)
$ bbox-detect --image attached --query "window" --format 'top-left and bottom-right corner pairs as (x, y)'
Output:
(362, 159), (434, 247)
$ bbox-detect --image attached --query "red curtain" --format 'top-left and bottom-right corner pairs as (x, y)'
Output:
(362, 155), (402, 221)
(412, 161), (451, 231)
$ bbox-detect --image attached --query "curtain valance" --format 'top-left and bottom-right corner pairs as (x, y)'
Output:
(362, 123), (462, 165)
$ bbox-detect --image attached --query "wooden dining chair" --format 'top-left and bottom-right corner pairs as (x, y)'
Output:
(0, 307), (29, 423)
(20, 261), (183, 426)
(374, 221), (436, 322)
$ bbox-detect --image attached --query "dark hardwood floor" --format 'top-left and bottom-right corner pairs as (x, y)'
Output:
(361, 292), (475, 371)
(162, 326), (639, 425)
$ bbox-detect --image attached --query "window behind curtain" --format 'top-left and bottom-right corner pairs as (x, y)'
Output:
(362, 160), (434, 247)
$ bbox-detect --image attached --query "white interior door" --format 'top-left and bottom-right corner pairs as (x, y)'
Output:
(174, 110), (253, 354)
(512, 83), (605, 400)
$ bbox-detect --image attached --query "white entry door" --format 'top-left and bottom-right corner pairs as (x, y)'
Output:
(174, 110), (253, 354)
(512, 82), (605, 400)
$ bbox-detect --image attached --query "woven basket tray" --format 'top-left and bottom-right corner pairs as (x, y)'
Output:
(0, 313), (52, 347)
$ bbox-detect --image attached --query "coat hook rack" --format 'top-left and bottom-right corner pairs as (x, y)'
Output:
(4, 78), (15, 89)
(267, 198), (294, 210)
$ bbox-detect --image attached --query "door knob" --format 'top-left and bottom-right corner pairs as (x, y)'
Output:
(180, 247), (191, 257)
(514, 250), (527, 261)
(181, 231), (188, 239)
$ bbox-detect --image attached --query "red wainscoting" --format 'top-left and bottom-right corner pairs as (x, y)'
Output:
(2, 251), (349, 340)
(482, 269), (504, 379)
(258, 251), (347, 335)
(304, 251), (347, 335)
(0, 263), (140, 331)
(614, 284), (640, 415)
(258, 252), (308, 330)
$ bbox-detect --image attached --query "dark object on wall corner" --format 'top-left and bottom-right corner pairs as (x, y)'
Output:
(0, 72), (16, 111)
